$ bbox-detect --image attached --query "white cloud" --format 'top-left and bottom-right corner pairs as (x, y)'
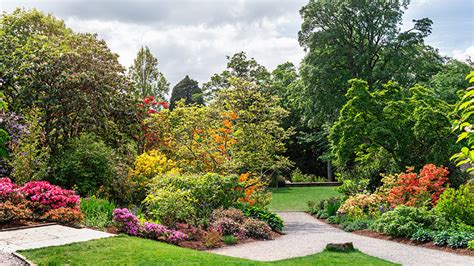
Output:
(63, 14), (304, 86)
(452, 45), (474, 61)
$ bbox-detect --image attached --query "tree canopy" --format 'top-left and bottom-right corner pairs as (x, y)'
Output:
(169, 75), (204, 110)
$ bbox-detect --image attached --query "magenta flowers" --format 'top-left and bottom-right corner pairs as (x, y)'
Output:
(113, 208), (188, 244)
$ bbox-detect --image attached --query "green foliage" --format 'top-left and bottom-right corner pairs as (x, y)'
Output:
(340, 218), (372, 232)
(451, 71), (474, 173)
(298, 0), (443, 126)
(330, 79), (456, 186)
(309, 197), (341, 219)
(202, 51), (270, 101)
(433, 230), (451, 246)
(143, 173), (241, 226)
(52, 133), (116, 196)
(0, 9), (139, 155)
(242, 206), (284, 231)
(80, 196), (116, 228)
(371, 206), (446, 238)
(336, 178), (370, 196)
(212, 77), (293, 175)
(222, 235), (237, 245)
(447, 231), (474, 248)
(468, 239), (474, 250)
(169, 75), (203, 110)
(128, 46), (169, 100)
(434, 182), (474, 226)
(429, 60), (471, 104)
(410, 228), (433, 242)
(9, 107), (50, 184)
(290, 168), (326, 182)
(0, 92), (8, 158)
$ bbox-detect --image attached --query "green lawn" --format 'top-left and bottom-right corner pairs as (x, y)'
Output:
(21, 236), (396, 266)
(269, 187), (341, 211)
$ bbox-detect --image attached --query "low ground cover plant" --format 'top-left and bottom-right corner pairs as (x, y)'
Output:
(80, 196), (116, 228)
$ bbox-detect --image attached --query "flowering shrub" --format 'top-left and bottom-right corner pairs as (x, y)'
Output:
(41, 207), (84, 225)
(113, 208), (188, 244)
(338, 193), (387, 218)
(211, 217), (245, 236)
(386, 164), (449, 207)
(128, 150), (180, 203)
(0, 201), (31, 223)
(243, 218), (272, 239)
(0, 177), (23, 201)
(211, 208), (245, 224)
(21, 181), (80, 211)
(237, 173), (269, 206)
(241, 206), (284, 231)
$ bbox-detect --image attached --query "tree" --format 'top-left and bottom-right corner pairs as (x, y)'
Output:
(202, 51), (270, 101)
(128, 46), (169, 100)
(429, 60), (471, 104)
(330, 79), (457, 189)
(0, 9), (140, 155)
(169, 75), (203, 110)
(298, 0), (444, 125)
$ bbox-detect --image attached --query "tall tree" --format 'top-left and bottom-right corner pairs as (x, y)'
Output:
(169, 75), (204, 110)
(298, 0), (444, 124)
(0, 9), (139, 154)
(429, 60), (471, 104)
(202, 51), (270, 101)
(128, 46), (169, 100)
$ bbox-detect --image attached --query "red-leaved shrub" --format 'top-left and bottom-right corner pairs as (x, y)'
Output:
(387, 164), (449, 207)
(41, 207), (84, 225)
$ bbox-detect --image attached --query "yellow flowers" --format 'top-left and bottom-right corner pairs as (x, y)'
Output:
(130, 150), (180, 178)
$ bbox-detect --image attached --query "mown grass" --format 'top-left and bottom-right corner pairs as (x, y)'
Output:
(21, 236), (396, 266)
(269, 187), (341, 211)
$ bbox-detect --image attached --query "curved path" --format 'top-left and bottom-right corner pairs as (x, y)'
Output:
(210, 212), (474, 266)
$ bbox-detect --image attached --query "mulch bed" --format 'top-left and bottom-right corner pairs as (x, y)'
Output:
(0, 220), (50, 231)
(318, 218), (474, 257)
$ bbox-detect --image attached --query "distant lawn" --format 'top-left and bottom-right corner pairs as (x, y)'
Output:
(21, 236), (396, 265)
(269, 186), (341, 211)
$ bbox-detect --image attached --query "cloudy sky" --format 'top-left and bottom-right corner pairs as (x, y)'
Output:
(1, 0), (473, 86)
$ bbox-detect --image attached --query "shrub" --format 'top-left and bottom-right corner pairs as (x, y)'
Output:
(323, 197), (341, 217)
(113, 208), (188, 244)
(318, 210), (329, 219)
(386, 164), (449, 207)
(203, 227), (222, 248)
(211, 208), (245, 224)
(211, 218), (245, 236)
(447, 232), (473, 248)
(128, 150), (180, 203)
(336, 178), (369, 196)
(243, 218), (272, 239)
(41, 207), (84, 225)
(435, 182), (473, 226)
(0, 177), (23, 202)
(51, 133), (116, 196)
(0, 201), (31, 223)
(468, 239), (474, 250)
(308, 200), (325, 214)
(21, 181), (80, 212)
(143, 173), (241, 226)
(222, 235), (238, 245)
(327, 215), (340, 224)
(371, 206), (443, 237)
(291, 168), (310, 182)
(175, 223), (206, 241)
(411, 228), (433, 242)
(241, 206), (284, 231)
(433, 230), (451, 246)
(80, 196), (116, 228)
(338, 193), (386, 218)
(341, 219), (372, 232)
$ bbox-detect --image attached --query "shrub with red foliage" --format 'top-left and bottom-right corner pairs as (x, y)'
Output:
(41, 207), (84, 225)
(387, 164), (449, 207)
(21, 181), (81, 210)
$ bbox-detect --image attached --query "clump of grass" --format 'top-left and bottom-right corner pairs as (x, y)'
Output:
(80, 196), (116, 228)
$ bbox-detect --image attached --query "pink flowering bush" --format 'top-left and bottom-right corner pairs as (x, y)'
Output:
(21, 181), (80, 210)
(0, 177), (23, 201)
(113, 208), (188, 244)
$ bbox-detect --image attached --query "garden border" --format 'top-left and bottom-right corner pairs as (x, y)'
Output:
(12, 252), (34, 266)
(0, 223), (57, 232)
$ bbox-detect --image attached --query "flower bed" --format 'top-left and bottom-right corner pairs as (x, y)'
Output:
(0, 178), (83, 227)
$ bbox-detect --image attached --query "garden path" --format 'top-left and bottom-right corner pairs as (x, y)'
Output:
(0, 224), (114, 253)
(210, 212), (474, 266)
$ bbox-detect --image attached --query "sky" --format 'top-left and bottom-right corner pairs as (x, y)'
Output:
(1, 0), (473, 86)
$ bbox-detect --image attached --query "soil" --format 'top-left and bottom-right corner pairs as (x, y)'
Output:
(0, 220), (45, 230)
(179, 232), (282, 251)
(318, 218), (474, 257)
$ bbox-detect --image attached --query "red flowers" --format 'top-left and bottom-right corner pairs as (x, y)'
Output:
(140, 96), (169, 116)
(387, 164), (449, 207)
(21, 181), (80, 210)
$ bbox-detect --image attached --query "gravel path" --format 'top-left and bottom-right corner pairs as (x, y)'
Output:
(0, 251), (27, 266)
(211, 212), (474, 266)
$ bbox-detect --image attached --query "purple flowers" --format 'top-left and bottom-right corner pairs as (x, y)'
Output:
(113, 208), (188, 244)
